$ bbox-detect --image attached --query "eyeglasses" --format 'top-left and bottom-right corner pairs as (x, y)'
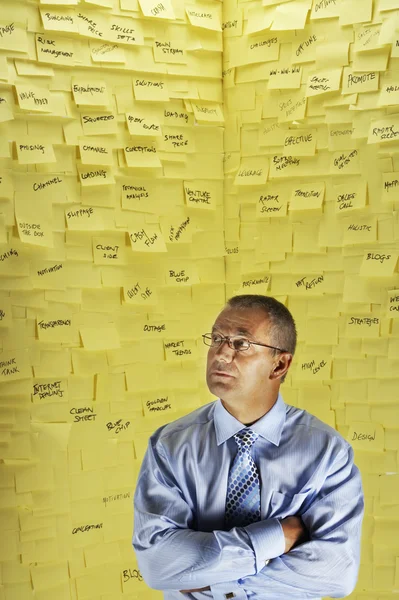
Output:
(202, 332), (287, 353)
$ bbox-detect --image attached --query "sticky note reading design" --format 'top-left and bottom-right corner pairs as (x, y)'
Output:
(124, 143), (162, 168)
(0, 349), (31, 382)
(368, 115), (399, 144)
(36, 33), (75, 65)
(289, 183), (325, 211)
(186, 5), (221, 31)
(306, 68), (342, 96)
(142, 391), (176, 417)
(129, 226), (167, 252)
(359, 251), (398, 277)
(72, 81), (109, 106)
(387, 289), (399, 318)
(296, 354), (331, 381)
(164, 339), (197, 361)
(78, 166), (115, 186)
(283, 130), (316, 156)
(192, 102), (224, 124)
(138, 0), (175, 20)
(347, 422), (384, 452)
(133, 77), (169, 101)
(184, 180), (217, 210)
(123, 280), (158, 305)
(345, 315), (380, 338)
(126, 113), (161, 136)
(15, 84), (53, 112)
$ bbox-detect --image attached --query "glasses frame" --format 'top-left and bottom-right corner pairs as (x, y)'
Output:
(202, 333), (288, 354)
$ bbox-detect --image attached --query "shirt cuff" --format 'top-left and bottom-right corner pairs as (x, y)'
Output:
(210, 581), (248, 600)
(244, 518), (285, 573)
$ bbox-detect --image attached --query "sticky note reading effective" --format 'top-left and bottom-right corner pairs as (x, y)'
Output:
(283, 130), (316, 156)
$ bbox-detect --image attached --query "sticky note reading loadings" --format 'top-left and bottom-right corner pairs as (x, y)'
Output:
(129, 226), (167, 252)
(78, 166), (115, 186)
(72, 81), (109, 106)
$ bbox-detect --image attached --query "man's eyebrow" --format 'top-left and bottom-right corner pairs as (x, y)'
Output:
(211, 325), (253, 336)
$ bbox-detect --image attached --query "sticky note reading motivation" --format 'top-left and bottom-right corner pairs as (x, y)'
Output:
(359, 251), (398, 277)
(133, 77), (169, 101)
(72, 81), (109, 106)
(184, 181), (217, 210)
(347, 422), (384, 452)
(164, 339), (198, 361)
(129, 226), (167, 252)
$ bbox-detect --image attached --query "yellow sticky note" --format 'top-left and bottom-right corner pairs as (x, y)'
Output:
(40, 8), (78, 32)
(161, 128), (194, 153)
(310, 0), (341, 19)
(65, 206), (104, 230)
(343, 216), (377, 246)
(330, 149), (360, 175)
(354, 24), (382, 52)
(295, 354), (332, 381)
(15, 193), (53, 248)
(277, 88), (307, 123)
(245, 6), (273, 34)
(160, 212), (193, 245)
(121, 179), (159, 213)
(345, 315), (380, 338)
(0, 21), (28, 52)
(379, 80), (399, 107)
(79, 141), (113, 166)
(387, 289), (399, 318)
(133, 76), (169, 101)
(306, 68), (342, 96)
(289, 183), (325, 211)
(380, 475), (399, 508)
(164, 339), (198, 361)
(382, 172), (399, 201)
(256, 186), (288, 218)
(80, 326), (120, 350)
(271, 1), (309, 30)
(334, 180), (367, 214)
(78, 166), (115, 186)
(138, 0), (175, 19)
(368, 115), (399, 144)
(239, 34), (279, 66)
(81, 112), (117, 135)
(184, 180), (217, 210)
(76, 10), (107, 39)
(37, 310), (75, 343)
(186, 5), (221, 31)
(342, 69), (379, 94)
(339, 0), (372, 26)
(15, 84), (53, 113)
(236, 273), (271, 294)
(283, 130), (316, 156)
(93, 237), (126, 265)
(129, 226), (167, 252)
(192, 102), (224, 124)
(0, 294), (12, 328)
(164, 261), (200, 286)
(268, 66), (302, 90)
(36, 33), (75, 65)
(124, 142), (162, 168)
(359, 252), (398, 277)
(16, 139), (56, 165)
(32, 378), (68, 403)
(142, 391), (176, 417)
(90, 41), (125, 63)
(328, 124), (355, 151)
(234, 159), (268, 186)
(293, 274), (326, 295)
(154, 40), (186, 64)
(106, 16), (144, 46)
(0, 349), (31, 382)
(292, 30), (320, 64)
(72, 81), (109, 106)
(126, 113), (162, 136)
(123, 280), (158, 305)
(347, 422), (384, 452)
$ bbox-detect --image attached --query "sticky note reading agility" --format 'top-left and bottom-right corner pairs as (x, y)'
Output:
(129, 226), (167, 252)
(72, 81), (109, 106)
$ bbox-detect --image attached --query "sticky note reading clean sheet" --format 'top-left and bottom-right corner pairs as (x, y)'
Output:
(72, 81), (109, 106)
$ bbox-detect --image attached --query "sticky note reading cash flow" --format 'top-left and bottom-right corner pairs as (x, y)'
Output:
(15, 84), (53, 112)
(296, 354), (331, 382)
(40, 8), (79, 32)
(283, 130), (316, 156)
(126, 113), (162, 136)
(382, 172), (399, 201)
(186, 5), (221, 31)
(306, 68), (342, 97)
(256, 186), (288, 219)
(123, 279), (158, 305)
(142, 391), (176, 418)
(133, 77), (169, 102)
(347, 421), (384, 452)
(124, 142), (162, 168)
(79, 141), (113, 166)
(334, 180), (367, 214)
(387, 289), (399, 318)
(16, 140), (56, 165)
(0, 349), (31, 383)
(359, 251), (398, 277)
(35, 33), (75, 66)
(184, 180), (217, 210)
(90, 41), (126, 63)
(72, 81), (109, 106)
(78, 166), (115, 186)
(289, 182), (325, 211)
(129, 226), (167, 252)
(368, 115), (399, 144)
(138, 0), (175, 20)
(192, 102), (224, 124)
(81, 113), (118, 136)
(345, 314), (380, 338)
(234, 158), (268, 185)
(0, 21), (29, 52)
(164, 338), (198, 362)
(15, 193), (53, 248)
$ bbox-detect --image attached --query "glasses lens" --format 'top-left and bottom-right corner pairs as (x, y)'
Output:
(203, 334), (212, 346)
(231, 337), (250, 351)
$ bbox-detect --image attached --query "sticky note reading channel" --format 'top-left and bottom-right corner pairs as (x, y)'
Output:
(186, 5), (221, 31)
(133, 77), (169, 101)
(368, 115), (399, 144)
(123, 280), (158, 305)
(164, 338), (197, 361)
(347, 422), (384, 452)
(124, 142), (162, 168)
(184, 180), (217, 210)
(296, 354), (332, 381)
(138, 0), (175, 20)
(126, 113), (162, 136)
(306, 68), (342, 96)
(79, 141), (113, 165)
(129, 226), (167, 252)
(360, 251), (398, 277)
(72, 81), (109, 106)
(142, 391), (176, 417)
(0, 349), (31, 382)
(15, 84), (53, 112)
(78, 166), (115, 186)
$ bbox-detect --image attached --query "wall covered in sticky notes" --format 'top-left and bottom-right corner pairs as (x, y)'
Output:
(1, 0), (399, 598)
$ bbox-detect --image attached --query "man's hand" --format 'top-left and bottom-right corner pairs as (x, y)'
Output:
(179, 586), (211, 593)
(280, 516), (308, 553)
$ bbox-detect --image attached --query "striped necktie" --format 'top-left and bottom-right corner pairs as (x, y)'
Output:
(225, 428), (261, 528)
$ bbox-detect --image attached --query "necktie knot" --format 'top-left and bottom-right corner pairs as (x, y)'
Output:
(234, 428), (259, 451)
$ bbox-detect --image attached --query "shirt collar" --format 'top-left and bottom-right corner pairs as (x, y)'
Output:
(214, 392), (286, 447)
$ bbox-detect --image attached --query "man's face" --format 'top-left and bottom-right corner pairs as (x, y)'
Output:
(206, 306), (278, 404)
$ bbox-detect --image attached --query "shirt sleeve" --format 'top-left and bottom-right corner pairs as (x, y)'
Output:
(211, 445), (364, 600)
(132, 437), (285, 591)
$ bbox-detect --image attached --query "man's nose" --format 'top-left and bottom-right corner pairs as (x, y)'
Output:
(215, 338), (235, 361)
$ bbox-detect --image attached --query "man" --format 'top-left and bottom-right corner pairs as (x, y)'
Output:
(133, 294), (364, 600)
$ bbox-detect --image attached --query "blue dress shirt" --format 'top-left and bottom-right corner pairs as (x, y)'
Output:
(133, 392), (364, 600)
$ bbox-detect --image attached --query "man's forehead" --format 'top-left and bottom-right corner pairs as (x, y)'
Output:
(212, 306), (269, 334)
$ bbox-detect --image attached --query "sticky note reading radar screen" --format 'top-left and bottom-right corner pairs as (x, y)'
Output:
(129, 226), (167, 252)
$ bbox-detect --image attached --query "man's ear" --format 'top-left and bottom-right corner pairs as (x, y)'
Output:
(271, 354), (293, 380)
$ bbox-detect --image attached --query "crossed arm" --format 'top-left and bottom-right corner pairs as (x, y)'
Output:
(133, 440), (364, 599)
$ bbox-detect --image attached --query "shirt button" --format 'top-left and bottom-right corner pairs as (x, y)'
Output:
(264, 559), (270, 566)
(224, 594), (235, 599)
